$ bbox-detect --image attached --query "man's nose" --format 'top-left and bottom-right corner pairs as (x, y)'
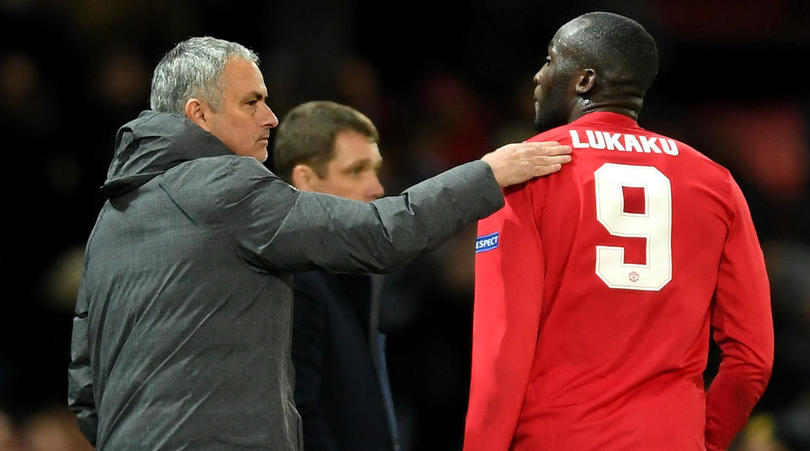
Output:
(262, 103), (279, 128)
(366, 177), (385, 202)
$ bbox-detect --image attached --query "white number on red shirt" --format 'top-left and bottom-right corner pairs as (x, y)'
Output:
(594, 163), (672, 291)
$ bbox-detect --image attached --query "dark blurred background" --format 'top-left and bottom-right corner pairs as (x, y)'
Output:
(1, 0), (808, 450)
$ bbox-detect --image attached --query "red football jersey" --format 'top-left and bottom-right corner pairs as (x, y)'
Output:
(464, 112), (773, 451)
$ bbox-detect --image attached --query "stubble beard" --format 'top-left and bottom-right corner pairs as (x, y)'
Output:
(533, 85), (571, 133)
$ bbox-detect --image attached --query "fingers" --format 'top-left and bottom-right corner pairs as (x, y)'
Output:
(529, 148), (571, 177)
(511, 142), (572, 158)
(482, 141), (574, 188)
(538, 154), (573, 165)
(530, 141), (572, 157)
(522, 142), (572, 171)
(533, 163), (563, 177)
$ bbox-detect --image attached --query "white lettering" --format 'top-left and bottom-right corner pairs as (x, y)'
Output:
(661, 139), (679, 156)
(640, 136), (662, 153)
(603, 132), (625, 151)
(476, 237), (498, 249)
(568, 129), (678, 157)
(624, 134), (643, 153)
(570, 130), (589, 149)
(586, 130), (606, 149)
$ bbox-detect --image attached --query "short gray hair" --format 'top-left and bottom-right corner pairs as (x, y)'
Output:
(150, 36), (259, 114)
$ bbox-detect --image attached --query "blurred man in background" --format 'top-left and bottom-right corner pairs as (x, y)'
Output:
(273, 100), (397, 451)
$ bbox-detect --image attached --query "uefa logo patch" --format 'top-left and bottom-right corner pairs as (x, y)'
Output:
(475, 232), (499, 253)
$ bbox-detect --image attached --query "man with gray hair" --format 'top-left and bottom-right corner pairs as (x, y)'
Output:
(68, 36), (571, 450)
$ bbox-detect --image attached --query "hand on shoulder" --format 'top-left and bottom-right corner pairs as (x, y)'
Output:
(481, 141), (572, 187)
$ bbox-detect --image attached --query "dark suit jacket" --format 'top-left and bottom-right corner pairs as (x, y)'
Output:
(292, 271), (398, 451)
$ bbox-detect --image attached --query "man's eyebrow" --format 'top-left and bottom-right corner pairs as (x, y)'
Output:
(341, 158), (372, 169)
(348, 158), (372, 166)
(243, 91), (266, 102)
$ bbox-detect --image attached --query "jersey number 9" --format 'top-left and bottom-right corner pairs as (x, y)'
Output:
(594, 163), (672, 291)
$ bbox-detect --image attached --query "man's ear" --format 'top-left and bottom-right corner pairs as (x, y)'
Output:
(290, 164), (319, 191)
(184, 98), (212, 132)
(575, 69), (596, 95)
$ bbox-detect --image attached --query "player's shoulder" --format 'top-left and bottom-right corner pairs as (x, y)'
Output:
(643, 128), (732, 180)
(525, 125), (571, 144)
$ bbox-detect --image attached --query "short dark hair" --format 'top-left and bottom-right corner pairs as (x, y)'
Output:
(565, 12), (659, 95)
(272, 101), (379, 183)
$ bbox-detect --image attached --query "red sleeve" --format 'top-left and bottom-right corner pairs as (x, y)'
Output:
(705, 175), (774, 450)
(464, 185), (545, 451)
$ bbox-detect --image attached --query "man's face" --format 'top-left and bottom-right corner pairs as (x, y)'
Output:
(533, 31), (578, 132)
(306, 130), (384, 202)
(205, 57), (278, 161)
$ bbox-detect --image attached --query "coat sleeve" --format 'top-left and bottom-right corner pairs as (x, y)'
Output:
(220, 158), (504, 274)
(290, 274), (338, 451)
(705, 175), (774, 451)
(464, 184), (544, 451)
(67, 270), (98, 446)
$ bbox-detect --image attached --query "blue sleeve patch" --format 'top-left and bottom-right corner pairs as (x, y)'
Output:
(475, 232), (499, 253)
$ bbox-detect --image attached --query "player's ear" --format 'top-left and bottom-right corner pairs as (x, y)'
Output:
(575, 69), (596, 95)
(290, 164), (319, 191)
(184, 98), (212, 132)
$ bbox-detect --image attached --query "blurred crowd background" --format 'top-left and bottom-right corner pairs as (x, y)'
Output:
(1, 0), (808, 450)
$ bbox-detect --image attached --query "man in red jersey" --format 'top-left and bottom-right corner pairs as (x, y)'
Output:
(464, 11), (773, 451)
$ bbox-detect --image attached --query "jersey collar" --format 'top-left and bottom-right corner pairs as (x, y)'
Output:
(572, 111), (639, 128)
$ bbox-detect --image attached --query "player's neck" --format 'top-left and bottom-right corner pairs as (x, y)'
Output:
(573, 98), (642, 122)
